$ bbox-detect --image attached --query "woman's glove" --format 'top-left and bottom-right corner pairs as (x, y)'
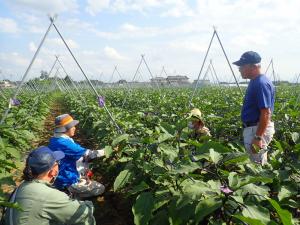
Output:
(84, 149), (105, 161)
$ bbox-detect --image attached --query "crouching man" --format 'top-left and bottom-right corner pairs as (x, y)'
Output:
(4, 146), (95, 225)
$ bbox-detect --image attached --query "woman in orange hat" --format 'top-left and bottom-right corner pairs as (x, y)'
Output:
(48, 114), (105, 198)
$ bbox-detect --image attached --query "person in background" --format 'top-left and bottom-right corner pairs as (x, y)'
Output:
(188, 108), (211, 138)
(233, 51), (275, 165)
(48, 114), (106, 198)
(4, 146), (95, 225)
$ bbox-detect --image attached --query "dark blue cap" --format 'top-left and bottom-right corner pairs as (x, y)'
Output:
(28, 146), (65, 175)
(233, 51), (261, 66)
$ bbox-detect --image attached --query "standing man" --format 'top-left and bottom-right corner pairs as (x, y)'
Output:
(233, 51), (275, 165)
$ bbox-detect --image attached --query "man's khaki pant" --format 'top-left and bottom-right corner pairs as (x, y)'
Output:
(243, 122), (275, 165)
(68, 179), (105, 199)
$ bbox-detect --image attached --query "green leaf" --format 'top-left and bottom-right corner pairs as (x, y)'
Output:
(19, 130), (35, 140)
(228, 172), (273, 190)
(209, 149), (222, 164)
(128, 181), (150, 195)
(228, 172), (239, 188)
(233, 215), (265, 225)
(237, 176), (273, 189)
(239, 183), (270, 201)
(194, 197), (222, 224)
(268, 199), (293, 225)
(242, 204), (270, 224)
(157, 133), (174, 143)
(0, 176), (15, 186)
(291, 132), (299, 143)
(0, 201), (22, 210)
(153, 189), (171, 211)
(5, 147), (21, 159)
(278, 185), (296, 201)
(113, 169), (134, 191)
(223, 152), (249, 165)
(104, 146), (113, 158)
(158, 143), (178, 162)
(170, 161), (200, 174)
(197, 141), (231, 154)
(132, 192), (154, 225)
(150, 209), (169, 225)
(112, 134), (129, 146)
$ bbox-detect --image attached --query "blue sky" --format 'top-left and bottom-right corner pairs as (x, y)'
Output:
(0, 0), (299, 82)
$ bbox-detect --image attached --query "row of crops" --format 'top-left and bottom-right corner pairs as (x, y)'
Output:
(0, 86), (299, 224)
(64, 86), (300, 225)
(0, 91), (53, 207)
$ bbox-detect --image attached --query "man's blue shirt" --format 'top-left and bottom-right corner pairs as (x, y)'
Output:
(48, 137), (86, 189)
(241, 74), (275, 123)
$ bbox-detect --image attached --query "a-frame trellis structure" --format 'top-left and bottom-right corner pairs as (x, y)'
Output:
(107, 65), (130, 89)
(188, 27), (242, 107)
(264, 58), (279, 84)
(0, 16), (122, 133)
(121, 54), (162, 107)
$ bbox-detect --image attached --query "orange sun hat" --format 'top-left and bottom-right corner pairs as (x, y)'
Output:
(54, 114), (79, 133)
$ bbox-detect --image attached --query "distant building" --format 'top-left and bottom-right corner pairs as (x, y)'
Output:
(117, 79), (127, 84)
(150, 77), (168, 86)
(192, 79), (211, 86)
(166, 75), (190, 86)
(0, 81), (13, 88)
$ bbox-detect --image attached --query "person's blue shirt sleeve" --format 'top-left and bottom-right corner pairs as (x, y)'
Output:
(63, 140), (86, 160)
(256, 82), (272, 109)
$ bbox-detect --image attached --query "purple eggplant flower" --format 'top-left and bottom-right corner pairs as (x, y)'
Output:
(97, 96), (105, 107)
(10, 98), (21, 106)
(220, 185), (233, 194)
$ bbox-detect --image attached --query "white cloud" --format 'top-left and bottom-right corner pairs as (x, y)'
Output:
(0, 52), (28, 67)
(29, 42), (37, 52)
(169, 40), (207, 52)
(104, 46), (126, 60)
(161, 0), (194, 17)
(45, 38), (80, 49)
(94, 23), (161, 40)
(230, 32), (270, 48)
(121, 23), (139, 32)
(6, 0), (79, 14)
(0, 17), (20, 33)
(110, 0), (192, 17)
(85, 0), (110, 16)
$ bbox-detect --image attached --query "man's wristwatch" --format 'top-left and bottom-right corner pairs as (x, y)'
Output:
(254, 135), (262, 141)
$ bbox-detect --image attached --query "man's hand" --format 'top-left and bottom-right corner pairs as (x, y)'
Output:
(251, 138), (263, 153)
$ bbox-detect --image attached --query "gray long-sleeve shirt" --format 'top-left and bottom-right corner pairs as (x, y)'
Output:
(5, 179), (95, 225)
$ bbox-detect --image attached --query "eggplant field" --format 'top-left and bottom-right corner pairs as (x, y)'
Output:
(1, 4), (300, 224)
(0, 85), (300, 224)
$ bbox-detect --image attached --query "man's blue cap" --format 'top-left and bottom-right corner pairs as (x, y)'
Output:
(28, 146), (65, 175)
(233, 51), (261, 66)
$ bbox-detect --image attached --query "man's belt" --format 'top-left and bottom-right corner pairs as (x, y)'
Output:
(242, 122), (258, 128)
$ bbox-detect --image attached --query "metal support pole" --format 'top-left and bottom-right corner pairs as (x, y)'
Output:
(188, 30), (216, 107)
(115, 66), (130, 91)
(0, 19), (54, 124)
(121, 57), (143, 107)
(141, 55), (161, 90)
(214, 27), (242, 95)
(209, 60), (221, 87)
(56, 56), (87, 104)
(51, 20), (122, 133)
(0, 87), (6, 100)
